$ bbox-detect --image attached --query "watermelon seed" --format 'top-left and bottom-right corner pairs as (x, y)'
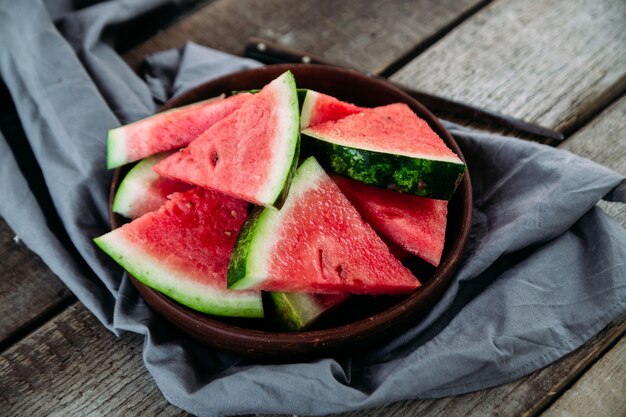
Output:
(225, 231), (232, 236)
(318, 248), (325, 272)
(335, 264), (347, 279)
(211, 150), (219, 166)
(230, 210), (238, 218)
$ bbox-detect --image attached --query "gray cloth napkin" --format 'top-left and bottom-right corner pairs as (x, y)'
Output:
(1, 1), (625, 416)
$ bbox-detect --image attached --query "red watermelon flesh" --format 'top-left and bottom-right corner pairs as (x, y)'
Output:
(107, 93), (250, 169)
(112, 153), (193, 219)
(228, 157), (420, 295)
(303, 102), (462, 164)
(332, 174), (447, 266)
(154, 71), (300, 208)
(94, 187), (263, 318)
(300, 90), (362, 129)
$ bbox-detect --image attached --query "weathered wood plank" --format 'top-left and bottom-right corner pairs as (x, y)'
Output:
(0, 303), (188, 416)
(390, 0), (626, 134)
(0, 218), (74, 350)
(123, 0), (488, 74)
(540, 336), (626, 417)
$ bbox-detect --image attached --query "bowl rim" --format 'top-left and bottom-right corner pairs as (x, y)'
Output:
(109, 63), (473, 357)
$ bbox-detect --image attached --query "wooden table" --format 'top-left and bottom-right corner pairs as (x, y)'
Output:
(1, 0), (625, 415)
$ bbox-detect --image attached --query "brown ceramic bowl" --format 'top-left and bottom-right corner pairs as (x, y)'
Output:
(110, 64), (472, 360)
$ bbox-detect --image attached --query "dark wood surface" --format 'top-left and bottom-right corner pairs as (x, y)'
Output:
(123, 0), (490, 74)
(0, 219), (75, 351)
(0, 0), (624, 416)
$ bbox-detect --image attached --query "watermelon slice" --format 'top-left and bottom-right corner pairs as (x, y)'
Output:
(155, 71), (300, 208)
(107, 93), (250, 169)
(300, 90), (362, 129)
(94, 188), (263, 318)
(228, 157), (420, 295)
(112, 153), (193, 219)
(302, 103), (465, 200)
(332, 175), (447, 266)
(269, 292), (349, 331)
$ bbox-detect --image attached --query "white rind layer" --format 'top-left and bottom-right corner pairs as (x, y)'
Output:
(95, 231), (264, 318)
(255, 71), (300, 206)
(112, 154), (167, 218)
(299, 89), (319, 130)
(106, 127), (129, 169)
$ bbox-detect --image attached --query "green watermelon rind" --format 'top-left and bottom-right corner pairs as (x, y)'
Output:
(301, 133), (466, 200)
(106, 95), (225, 169)
(226, 207), (270, 290)
(112, 153), (170, 219)
(94, 233), (264, 318)
(269, 292), (326, 331)
(227, 157), (322, 290)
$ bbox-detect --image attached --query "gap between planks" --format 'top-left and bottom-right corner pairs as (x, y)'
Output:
(377, 0), (493, 77)
(525, 316), (626, 417)
(122, 0), (492, 75)
(539, 335), (626, 417)
(0, 297), (76, 355)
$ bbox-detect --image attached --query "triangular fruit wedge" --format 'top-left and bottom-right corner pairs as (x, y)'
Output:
(112, 152), (193, 219)
(228, 157), (420, 295)
(155, 71), (300, 208)
(95, 188), (263, 318)
(269, 227), (413, 331)
(300, 90), (362, 129)
(332, 174), (447, 266)
(302, 103), (466, 200)
(107, 93), (250, 168)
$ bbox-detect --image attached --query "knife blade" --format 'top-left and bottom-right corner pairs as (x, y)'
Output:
(244, 37), (564, 143)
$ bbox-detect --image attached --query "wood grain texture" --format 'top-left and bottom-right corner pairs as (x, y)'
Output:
(558, 95), (626, 226)
(0, 218), (74, 348)
(540, 336), (626, 417)
(0, 303), (188, 417)
(123, 0), (487, 74)
(390, 0), (626, 134)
